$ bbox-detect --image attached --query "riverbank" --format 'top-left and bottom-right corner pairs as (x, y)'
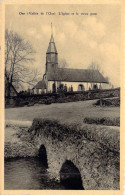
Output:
(5, 121), (37, 159)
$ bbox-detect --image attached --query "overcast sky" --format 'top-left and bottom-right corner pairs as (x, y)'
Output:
(5, 4), (121, 87)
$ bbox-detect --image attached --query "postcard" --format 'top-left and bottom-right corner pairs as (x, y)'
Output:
(0, 0), (124, 195)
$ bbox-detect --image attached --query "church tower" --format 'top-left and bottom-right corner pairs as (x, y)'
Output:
(46, 23), (58, 72)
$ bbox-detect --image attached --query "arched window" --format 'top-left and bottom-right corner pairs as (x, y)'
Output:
(93, 84), (98, 90)
(78, 84), (85, 91)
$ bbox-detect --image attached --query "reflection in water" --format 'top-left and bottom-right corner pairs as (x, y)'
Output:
(5, 157), (64, 190)
(5, 157), (83, 190)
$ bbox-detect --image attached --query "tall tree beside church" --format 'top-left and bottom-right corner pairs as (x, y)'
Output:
(5, 29), (39, 96)
(88, 61), (110, 84)
(88, 61), (104, 74)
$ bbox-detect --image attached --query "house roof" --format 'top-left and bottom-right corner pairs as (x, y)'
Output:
(46, 68), (108, 83)
(33, 79), (47, 89)
(46, 35), (57, 54)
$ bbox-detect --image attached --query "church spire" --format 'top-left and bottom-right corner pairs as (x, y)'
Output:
(47, 23), (57, 53)
(49, 22), (55, 43)
(46, 23), (58, 72)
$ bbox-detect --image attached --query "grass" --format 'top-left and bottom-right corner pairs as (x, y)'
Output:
(5, 99), (120, 125)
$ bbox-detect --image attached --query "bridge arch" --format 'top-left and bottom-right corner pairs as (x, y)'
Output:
(60, 160), (84, 190)
(38, 144), (48, 168)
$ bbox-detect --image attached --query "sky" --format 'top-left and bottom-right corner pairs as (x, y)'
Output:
(5, 4), (121, 87)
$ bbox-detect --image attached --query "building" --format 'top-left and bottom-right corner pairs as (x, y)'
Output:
(33, 25), (109, 94)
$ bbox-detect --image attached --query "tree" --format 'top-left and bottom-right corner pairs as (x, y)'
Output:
(5, 29), (39, 96)
(88, 61), (104, 74)
(88, 61), (111, 86)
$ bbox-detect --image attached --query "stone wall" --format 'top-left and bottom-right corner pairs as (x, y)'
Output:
(5, 87), (120, 108)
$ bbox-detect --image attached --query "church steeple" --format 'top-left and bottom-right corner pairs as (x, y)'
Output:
(46, 23), (58, 72)
(50, 22), (54, 42)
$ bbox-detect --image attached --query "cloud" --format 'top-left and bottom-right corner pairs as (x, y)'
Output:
(81, 17), (106, 39)
(56, 32), (66, 46)
(64, 20), (78, 38)
(89, 40), (97, 48)
(27, 28), (37, 36)
(41, 25), (50, 35)
(36, 33), (42, 40)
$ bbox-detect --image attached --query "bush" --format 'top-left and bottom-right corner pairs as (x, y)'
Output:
(45, 99), (52, 105)
(84, 117), (120, 126)
(94, 98), (120, 107)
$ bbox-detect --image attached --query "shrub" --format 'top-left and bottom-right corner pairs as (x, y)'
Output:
(84, 117), (120, 126)
(94, 98), (120, 107)
(45, 99), (52, 105)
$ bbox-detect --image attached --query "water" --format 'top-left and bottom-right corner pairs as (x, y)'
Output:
(5, 157), (84, 190)
(4, 157), (65, 190)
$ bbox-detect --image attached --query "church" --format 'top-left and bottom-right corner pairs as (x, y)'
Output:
(33, 26), (109, 94)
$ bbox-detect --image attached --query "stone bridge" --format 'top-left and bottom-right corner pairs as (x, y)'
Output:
(27, 119), (120, 190)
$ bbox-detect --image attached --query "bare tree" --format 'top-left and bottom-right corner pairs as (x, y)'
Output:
(58, 59), (68, 69)
(5, 29), (39, 96)
(104, 76), (109, 83)
(88, 61), (104, 74)
(88, 61), (110, 85)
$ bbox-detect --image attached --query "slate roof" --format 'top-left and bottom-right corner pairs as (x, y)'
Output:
(33, 79), (47, 89)
(46, 68), (108, 83)
(47, 35), (57, 54)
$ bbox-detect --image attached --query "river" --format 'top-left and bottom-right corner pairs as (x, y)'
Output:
(5, 157), (83, 190)
(5, 157), (65, 190)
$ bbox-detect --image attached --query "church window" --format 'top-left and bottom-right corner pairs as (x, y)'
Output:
(78, 84), (85, 91)
(93, 84), (98, 90)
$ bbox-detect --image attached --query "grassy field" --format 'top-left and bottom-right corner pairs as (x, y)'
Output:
(5, 100), (120, 125)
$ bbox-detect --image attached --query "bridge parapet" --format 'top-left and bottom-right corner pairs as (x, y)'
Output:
(29, 118), (120, 190)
